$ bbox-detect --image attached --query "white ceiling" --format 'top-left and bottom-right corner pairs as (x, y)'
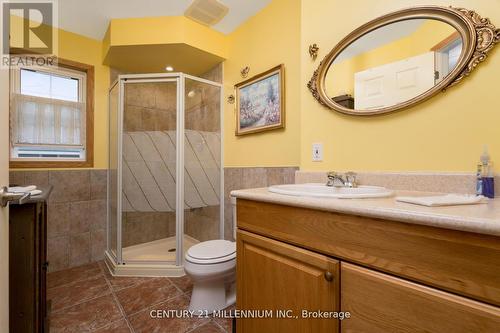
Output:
(57, 0), (272, 40)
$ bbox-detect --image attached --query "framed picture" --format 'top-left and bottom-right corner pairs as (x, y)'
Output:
(235, 64), (285, 135)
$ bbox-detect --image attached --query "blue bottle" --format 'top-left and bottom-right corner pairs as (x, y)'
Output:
(480, 146), (495, 199)
(476, 164), (483, 196)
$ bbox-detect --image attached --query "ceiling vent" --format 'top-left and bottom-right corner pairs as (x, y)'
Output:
(184, 0), (229, 26)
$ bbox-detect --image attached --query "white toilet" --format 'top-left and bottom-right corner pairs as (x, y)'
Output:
(184, 197), (237, 313)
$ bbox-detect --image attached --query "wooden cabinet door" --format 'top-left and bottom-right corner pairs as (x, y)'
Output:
(237, 230), (340, 333)
(341, 263), (500, 333)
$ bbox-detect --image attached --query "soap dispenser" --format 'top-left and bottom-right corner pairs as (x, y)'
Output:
(480, 146), (495, 198)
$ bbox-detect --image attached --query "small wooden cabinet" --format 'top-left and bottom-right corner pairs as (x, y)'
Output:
(9, 188), (51, 333)
(236, 199), (500, 333)
(237, 230), (339, 333)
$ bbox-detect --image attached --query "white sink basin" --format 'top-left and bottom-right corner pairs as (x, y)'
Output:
(268, 183), (394, 199)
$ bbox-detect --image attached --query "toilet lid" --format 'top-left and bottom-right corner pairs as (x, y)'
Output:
(187, 240), (236, 261)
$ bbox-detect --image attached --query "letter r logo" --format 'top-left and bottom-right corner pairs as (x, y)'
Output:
(2, 1), (55, 54)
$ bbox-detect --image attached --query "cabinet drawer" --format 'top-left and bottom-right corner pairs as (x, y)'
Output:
(237, 230), (340, 333)
(237, 199), (500, 306)
(341, 263), (500, 333)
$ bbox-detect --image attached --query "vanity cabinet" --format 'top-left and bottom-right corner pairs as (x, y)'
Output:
(236, 199), (500, 333)
(341, 263), (500, 333)
(237, 230), (339, 333)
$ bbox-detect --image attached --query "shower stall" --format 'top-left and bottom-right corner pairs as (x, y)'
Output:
(106, 73), (223, 276)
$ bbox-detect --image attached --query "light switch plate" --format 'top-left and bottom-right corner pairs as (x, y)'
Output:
(312, 143), (323, 162)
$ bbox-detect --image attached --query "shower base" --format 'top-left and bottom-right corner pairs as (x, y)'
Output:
(104, 235), (199, 277)
(122, 235), (199, 262)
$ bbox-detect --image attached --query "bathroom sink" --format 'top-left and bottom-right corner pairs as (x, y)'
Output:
(268, 183), (394, 199)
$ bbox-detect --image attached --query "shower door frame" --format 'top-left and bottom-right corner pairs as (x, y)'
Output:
(107, 73), (224, 269)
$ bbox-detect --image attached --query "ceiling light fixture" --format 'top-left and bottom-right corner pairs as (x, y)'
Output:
(165, 66), (174, 72)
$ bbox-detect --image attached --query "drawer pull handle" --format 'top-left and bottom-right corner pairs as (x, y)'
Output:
(324, 271), (334, 282)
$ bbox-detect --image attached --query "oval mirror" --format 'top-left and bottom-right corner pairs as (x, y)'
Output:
(308, 6), (499, 115)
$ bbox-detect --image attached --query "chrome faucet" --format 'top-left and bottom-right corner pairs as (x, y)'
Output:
(326, 171), (358, 188)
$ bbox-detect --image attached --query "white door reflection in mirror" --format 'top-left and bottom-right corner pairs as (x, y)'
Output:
(354, 52), (435, 110)
(325, 18), (462, 111)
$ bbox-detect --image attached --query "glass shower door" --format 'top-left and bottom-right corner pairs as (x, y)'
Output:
(182, 76), (223, 257)
(108, 82), (119, 260)
(119, 79), (179, 264)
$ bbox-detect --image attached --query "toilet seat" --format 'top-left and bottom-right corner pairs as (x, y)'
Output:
(186, 240), (236, 264)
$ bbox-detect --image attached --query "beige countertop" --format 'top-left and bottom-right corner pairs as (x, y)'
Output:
(231, 188), (500, 236)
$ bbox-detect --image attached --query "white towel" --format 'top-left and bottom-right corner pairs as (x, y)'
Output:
(396, 194), (488, 207)
(8, 185), (37, 193)
(7, 186), (41, 197)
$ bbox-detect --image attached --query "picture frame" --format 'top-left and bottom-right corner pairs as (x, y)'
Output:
(235, 64), (285, 135)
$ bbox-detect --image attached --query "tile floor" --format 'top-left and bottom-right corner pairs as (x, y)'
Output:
(47, 261), (234, 333)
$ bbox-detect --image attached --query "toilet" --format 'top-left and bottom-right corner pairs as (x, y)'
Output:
(184, 197), (237, 313)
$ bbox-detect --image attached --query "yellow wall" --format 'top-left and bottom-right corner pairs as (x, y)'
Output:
(327, 20), (456, 96)
(59, 29), (110, 169)
(301, 0), (500, 172)
(223, 0), (302, 167)
(9, 0), (500, 173)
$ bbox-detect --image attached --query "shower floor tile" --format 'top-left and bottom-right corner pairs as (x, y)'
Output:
(47, 261), (233, 333)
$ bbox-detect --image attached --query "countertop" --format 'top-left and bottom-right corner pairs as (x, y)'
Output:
(10, 186), (52, 205)
(231, 188), (500, 236)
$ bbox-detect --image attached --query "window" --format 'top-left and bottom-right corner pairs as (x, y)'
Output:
(9, 58), (94, 168)
(432, 32), (463, 84)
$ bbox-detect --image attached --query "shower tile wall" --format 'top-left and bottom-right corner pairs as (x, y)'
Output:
(182, 65), (223, 242)
(118, 66), (226, 251)
(9, 170), (107, 272)
(200, 64), (222, 83)
(122, 212), (176, 247)
(121, 81), (177, 249)
(124, 82), (177, 132)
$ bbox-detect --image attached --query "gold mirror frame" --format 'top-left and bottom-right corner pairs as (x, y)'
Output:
(308, 6), (500, 116)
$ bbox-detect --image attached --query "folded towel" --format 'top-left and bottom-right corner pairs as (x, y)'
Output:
(8, 185), (37, 193)
(396, 194), (488, 207)
(30, 189), (42, 196)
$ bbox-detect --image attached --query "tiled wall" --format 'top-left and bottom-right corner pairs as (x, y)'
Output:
(10, 166), (297, 272)
(296, 171), (500, 197)
(123, 82), (177, 132)
(124, 166), (298, 246)
(122, 212), (175, 247)
(10, 170), (107, 273)
(223, 167), (297, 241)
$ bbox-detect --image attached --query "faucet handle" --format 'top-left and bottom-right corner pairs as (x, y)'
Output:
(327, 171), (338, 179)
(345, 172), (358, 187)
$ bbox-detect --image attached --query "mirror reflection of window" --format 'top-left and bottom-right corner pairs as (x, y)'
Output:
(433, 33), (463, 83)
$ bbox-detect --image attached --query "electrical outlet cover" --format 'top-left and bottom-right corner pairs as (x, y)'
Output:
(312, 143), (323, 162)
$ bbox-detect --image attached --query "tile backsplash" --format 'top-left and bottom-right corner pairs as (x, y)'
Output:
(223, 167), (297, 241)
(296, 171), (499, 196)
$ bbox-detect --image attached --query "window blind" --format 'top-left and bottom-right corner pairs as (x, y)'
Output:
(10, 93), (86, 147)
